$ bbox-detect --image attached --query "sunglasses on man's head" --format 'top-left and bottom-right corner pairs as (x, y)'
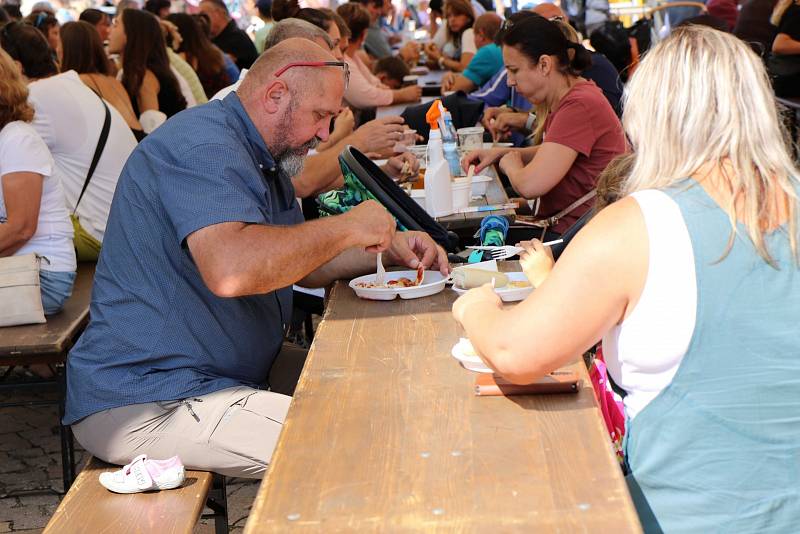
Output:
(273, 61), (350, 90)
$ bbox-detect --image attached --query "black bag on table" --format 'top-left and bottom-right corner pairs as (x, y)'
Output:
(323, 146), (459, 252)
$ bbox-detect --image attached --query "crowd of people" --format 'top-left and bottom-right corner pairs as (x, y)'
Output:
(0, 0), (798, 531)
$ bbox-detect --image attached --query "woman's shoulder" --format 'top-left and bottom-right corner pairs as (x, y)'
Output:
(141, 69), (160, 91)
(0, 121), (52, 174)
(0, 120), (41, 144)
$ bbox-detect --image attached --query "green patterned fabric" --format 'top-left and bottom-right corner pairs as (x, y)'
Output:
(316, 160), (408, 230)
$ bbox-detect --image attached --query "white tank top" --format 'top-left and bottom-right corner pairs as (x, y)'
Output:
(602, 189), (697, 419)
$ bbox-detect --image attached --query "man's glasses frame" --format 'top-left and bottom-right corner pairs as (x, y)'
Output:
(273, 61), (350, 90)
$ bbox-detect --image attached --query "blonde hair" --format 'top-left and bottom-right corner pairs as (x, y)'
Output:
(594, 154), (634, 213)
(770, 0), (798, 26)
(622, 25), (799, 265)
(0, 48), (34, 131)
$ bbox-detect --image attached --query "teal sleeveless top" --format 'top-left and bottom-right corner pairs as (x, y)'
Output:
(624, 179), (800, 533)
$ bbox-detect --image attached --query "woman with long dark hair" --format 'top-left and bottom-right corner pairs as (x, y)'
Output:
(108, 9), (187, 120)
(424, 0), (476, 72)
(60, 21), (142, 133)
(462, 14), (626, 237)
(166, 13), (231, 98)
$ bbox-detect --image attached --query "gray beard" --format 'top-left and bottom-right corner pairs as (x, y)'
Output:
(274, 105), (321, 178)
(277, 137), (319, 177)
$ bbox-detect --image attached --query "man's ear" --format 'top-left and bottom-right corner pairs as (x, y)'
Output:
(263, 79), (288, 113)
(13, 59), (25, 77)
(376, 71), (388, 84)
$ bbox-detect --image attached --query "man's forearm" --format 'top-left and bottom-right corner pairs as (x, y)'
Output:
(188, 215), (358, 297)
(452, 74), (476, 93)
(299, 246), (374, 288)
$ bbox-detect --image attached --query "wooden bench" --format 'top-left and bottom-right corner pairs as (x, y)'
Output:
(44, 457), (229, 534)
(0, 262), (96, 492)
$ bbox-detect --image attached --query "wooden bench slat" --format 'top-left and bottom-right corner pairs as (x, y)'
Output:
(44, 457), (213, 534)
(0, 263), (95, 363)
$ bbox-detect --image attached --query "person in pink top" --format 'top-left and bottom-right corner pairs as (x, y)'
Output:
(463, 14), (626, 235)
(337, 3), (421, 111)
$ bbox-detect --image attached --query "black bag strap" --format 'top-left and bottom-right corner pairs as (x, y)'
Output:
(73, 93), (111, 215)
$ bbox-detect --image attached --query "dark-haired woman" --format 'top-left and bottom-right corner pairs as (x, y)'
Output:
(26, 11), (61, 63)
(61, 21), (142, 134)
(424, 0), (476, 72)
(462, 15), (626, 235)
(79, 8), (112, 42)
(108, 9), (186, 128)
(166, 13), (231, 98)
(193, 13), (240, 88)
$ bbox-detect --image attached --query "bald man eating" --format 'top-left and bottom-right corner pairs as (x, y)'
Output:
(64, 39), (448, 478)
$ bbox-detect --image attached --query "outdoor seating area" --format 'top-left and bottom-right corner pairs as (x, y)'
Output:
(1, 0), (799, 532)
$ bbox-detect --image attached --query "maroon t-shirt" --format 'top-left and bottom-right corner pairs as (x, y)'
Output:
(539, 80), (626, 233)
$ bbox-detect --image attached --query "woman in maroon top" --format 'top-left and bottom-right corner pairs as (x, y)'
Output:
(463, 15), (626, 235)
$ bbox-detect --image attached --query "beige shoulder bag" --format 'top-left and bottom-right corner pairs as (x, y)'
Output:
(0, 253), (46, 327)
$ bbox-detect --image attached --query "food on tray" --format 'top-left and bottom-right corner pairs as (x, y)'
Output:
(451, 268), (509, 289)
(355, 265), (424, 289)
(460, 338), (478, 357)
(508, 280), (531, 288)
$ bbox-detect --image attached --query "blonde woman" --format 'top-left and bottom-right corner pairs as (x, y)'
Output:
(453, 26), (800, 531)
(769, 0), (800, 97)
(0, 49), (76, 314)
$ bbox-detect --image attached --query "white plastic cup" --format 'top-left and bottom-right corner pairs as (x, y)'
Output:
(457, 126), (484, 150)
(451, 177), (471, 211)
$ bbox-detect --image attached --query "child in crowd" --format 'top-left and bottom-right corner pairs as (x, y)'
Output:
(373, 56), (410, 89)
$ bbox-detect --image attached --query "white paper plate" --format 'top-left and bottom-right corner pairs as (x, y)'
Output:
(451, 272), (534, 302)
(349, 270), (447, 300)
(451, 338), (492, 373)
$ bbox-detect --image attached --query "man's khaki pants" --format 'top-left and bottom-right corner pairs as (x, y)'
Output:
(71, 344), (307, 478)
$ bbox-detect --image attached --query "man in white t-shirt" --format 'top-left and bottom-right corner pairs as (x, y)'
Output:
(27, 71), (137, 251)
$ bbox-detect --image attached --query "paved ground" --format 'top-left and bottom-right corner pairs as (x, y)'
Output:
(0, 374), (260, 533)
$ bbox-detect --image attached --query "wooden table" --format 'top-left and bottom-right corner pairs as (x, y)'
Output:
(244, 265), (642, 533)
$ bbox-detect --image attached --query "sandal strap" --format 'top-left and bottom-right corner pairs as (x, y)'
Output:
(126, 455), (154, 490)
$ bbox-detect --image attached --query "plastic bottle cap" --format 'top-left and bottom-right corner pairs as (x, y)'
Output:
(425, 99), (442, 130)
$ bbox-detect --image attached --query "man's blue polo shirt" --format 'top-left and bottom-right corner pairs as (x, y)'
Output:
(64, 93), (303, 425)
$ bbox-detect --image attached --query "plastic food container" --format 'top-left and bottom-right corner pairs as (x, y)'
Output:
(452, 177), (471, 211)
(409, 180), (472, 213)
(349, 270), (447, 300)
(457, 126), (485, 150)
(451, 271), (534, 302)
(470, 174), (492, 197)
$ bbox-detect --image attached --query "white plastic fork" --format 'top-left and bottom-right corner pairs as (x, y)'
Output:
(466, 240), (563, 260)
(376, 252), (386, 285)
